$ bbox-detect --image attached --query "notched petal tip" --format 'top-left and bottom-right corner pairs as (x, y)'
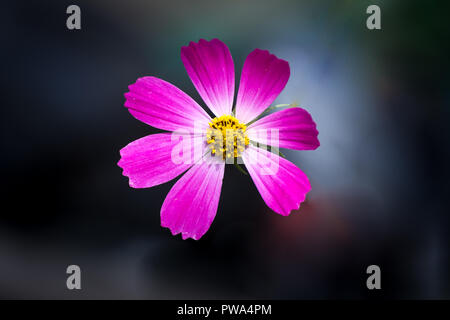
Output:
(181, 39), (216, 52)
(276, 191), (310, 216)
(274, 177), (311, 216)
(312, 135), (320, 150)
(160, 221), (201, 241)
(310, 121), (320, 150)
(182, 232), (200, 241)
(243, 146), (311, 217)
(117, 154), (129, 177)
(250, 48), (290, 69)
(125, 76), (151, 92)
(307, 118), (320, 150)
(184, 38), (225, 46)
(117, 157), (141, 190)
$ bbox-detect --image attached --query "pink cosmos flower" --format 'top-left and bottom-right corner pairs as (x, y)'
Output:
(118, 39), (319, 240)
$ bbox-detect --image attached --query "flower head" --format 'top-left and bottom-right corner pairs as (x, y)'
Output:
(207, 115), (249, 159)
(118, 39), (319, 240)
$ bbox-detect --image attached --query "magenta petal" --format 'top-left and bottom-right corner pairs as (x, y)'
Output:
(242, 145), (311, 216)
(124, 77), (211, 132)
(235, 49), (290, 124)
(181, 39), (235, 117)
(161, 160), (225, 240)
(118, 133), (204, 188)
(247, 108), (320, 150)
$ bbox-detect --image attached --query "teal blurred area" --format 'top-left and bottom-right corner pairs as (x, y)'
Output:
(0, 0), (449, 299)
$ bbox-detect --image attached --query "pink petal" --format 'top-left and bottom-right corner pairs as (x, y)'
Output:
(242, 145), (311, 216)
(161, 159), (225, 240)
(124, 76), (211, 132)
(118, 133), (205, 188)
(247, 108), (320, 150)
(181, 39), (235, 117)
(235, 49), (290, 124)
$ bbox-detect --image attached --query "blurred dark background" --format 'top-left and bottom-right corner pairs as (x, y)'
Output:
(1, 0), (449, 299)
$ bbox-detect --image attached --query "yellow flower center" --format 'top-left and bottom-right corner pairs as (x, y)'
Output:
(206, 115), (249, 160)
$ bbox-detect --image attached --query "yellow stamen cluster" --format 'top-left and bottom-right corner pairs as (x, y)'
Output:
(206, 115), (250, 160)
